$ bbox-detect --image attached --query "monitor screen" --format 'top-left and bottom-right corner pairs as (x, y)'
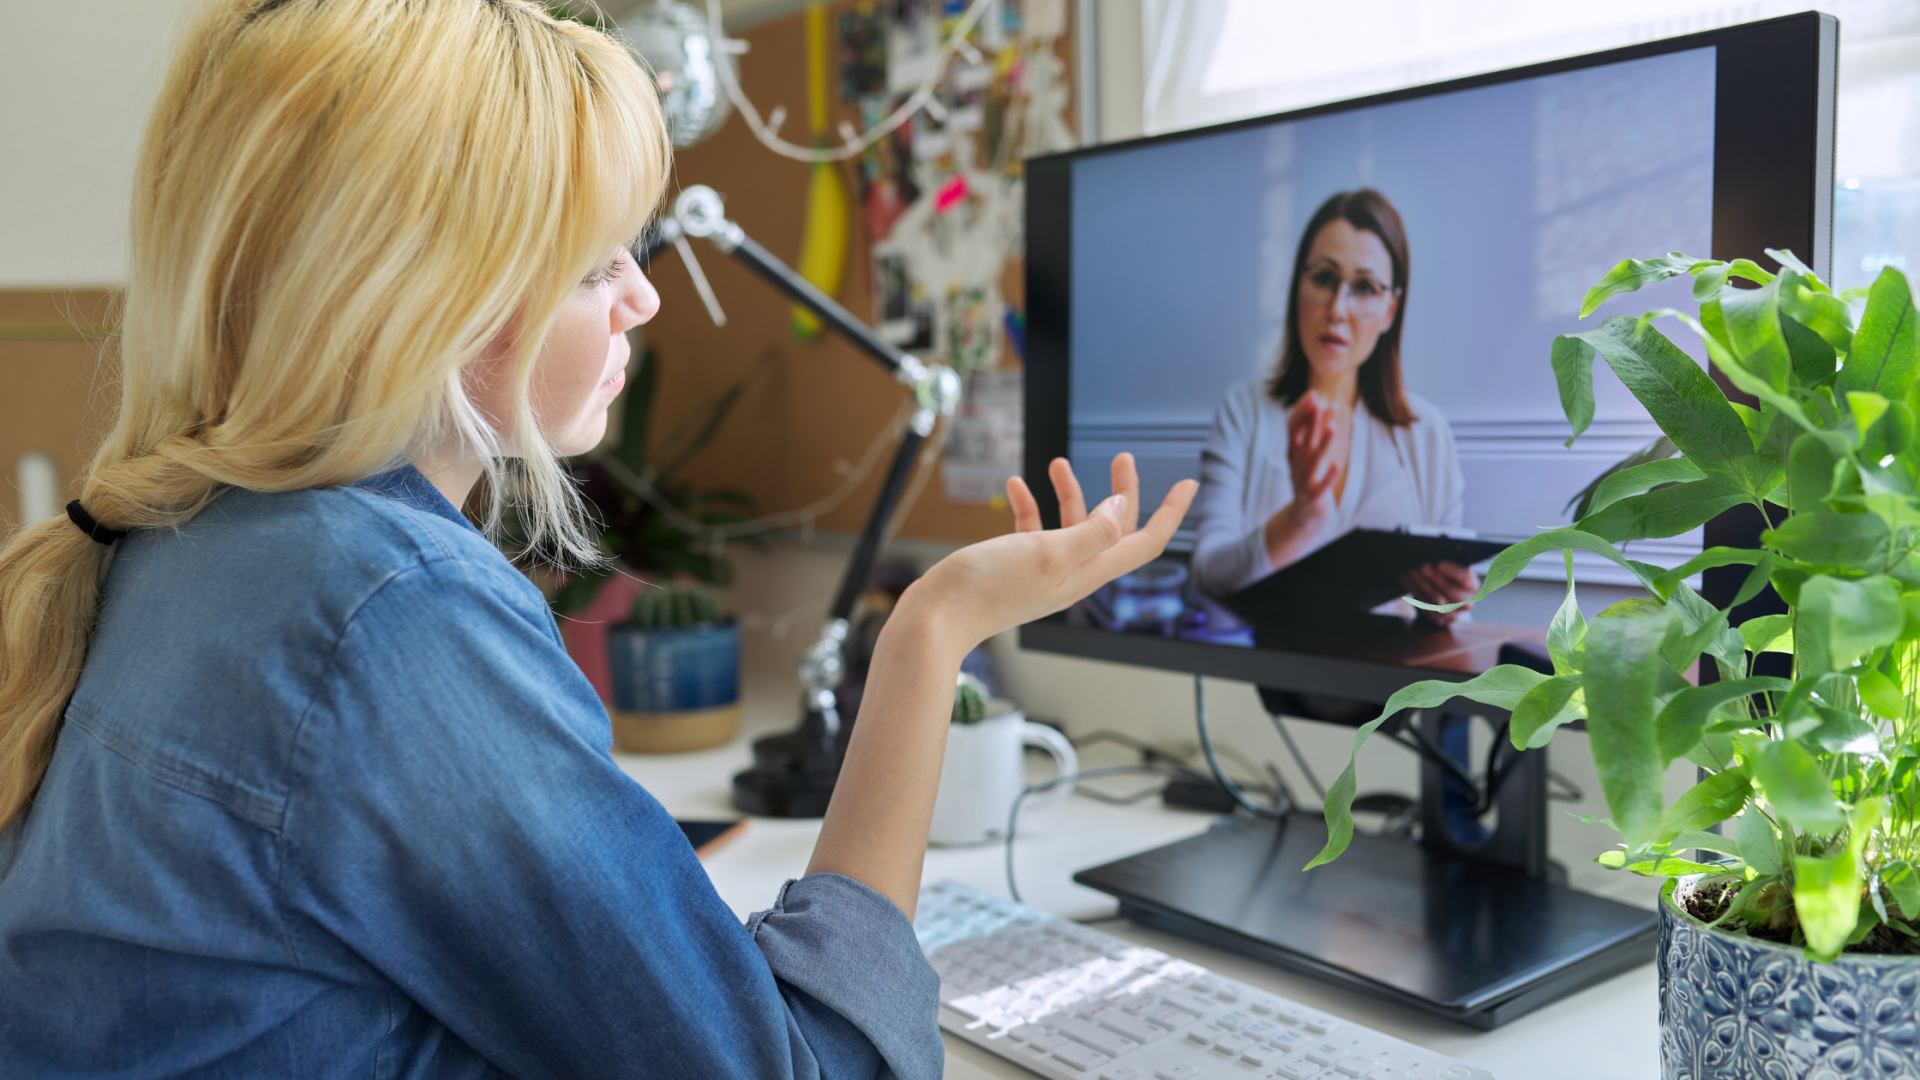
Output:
(1021, 15), (1834, 706)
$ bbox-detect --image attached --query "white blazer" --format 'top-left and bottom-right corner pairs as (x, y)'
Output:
(1191, 378), (1465, 597)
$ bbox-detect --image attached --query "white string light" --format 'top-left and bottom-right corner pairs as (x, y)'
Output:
(702, 0), (999, 164)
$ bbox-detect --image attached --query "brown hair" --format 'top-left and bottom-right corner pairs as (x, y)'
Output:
(1267, 189), (1415, 426)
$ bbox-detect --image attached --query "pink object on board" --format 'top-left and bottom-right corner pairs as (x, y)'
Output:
(934, 174), (969, 214)
(558, 569), (648, 708)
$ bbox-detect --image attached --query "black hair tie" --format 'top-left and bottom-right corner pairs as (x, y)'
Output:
(66, 501), (129, 545)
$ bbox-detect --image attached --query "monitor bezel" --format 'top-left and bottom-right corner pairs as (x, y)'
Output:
(1019, 11), (1837, 705)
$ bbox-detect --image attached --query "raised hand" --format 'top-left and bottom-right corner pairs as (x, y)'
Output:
(911, 453), (1196, 655)
(1262, 393), (1342, 571)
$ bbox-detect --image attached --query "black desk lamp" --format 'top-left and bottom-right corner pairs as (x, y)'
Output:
(637, 185), (963, 817)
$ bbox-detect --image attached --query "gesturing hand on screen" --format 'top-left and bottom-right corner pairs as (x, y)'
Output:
(1262, 393), (1343, 572)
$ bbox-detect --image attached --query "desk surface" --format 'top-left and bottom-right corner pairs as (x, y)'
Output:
(616, 712), (1660, 1080)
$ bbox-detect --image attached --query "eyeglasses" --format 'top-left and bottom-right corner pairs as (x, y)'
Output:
(1301, 267), (1396, 315)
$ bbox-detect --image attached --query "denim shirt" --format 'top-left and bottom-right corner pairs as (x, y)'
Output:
(0, 468), (941, 1079)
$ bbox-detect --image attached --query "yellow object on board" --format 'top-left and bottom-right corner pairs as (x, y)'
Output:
(792, 2), (847, 339)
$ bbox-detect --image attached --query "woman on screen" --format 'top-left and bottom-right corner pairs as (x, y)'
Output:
(1191, 189), (1476, 625)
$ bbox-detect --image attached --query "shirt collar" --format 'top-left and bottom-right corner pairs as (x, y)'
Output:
(354, 464), (476, 531)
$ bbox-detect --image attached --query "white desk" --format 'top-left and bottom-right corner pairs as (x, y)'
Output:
(616, 710), (1660, 1080)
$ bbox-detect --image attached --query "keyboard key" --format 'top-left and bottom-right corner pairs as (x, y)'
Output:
(1337, 1057), (1378, 1076)
(1052, 1041), (1110, 1072)
(1276, 1061), (1320, 1080)
(1270, 1030), (1306, 1048)
(1241, 1046), (1279, 1066)
(1183, 1029), (1213, 1046)
(1160, 990), (1218, 1016)
(1306, 1043), (1345, 1066)
(1215, 1011), (1247, 1029)
(1144, 1006), (1190, 1030)
(1058, 1018), (1138, 1058)
(1365, 1069), (1408, 1080)
(1211, 1035), (1254, 1056)
(1007, 1024), (1047, 1043)
(1154, 1067), (1200, 1080)
(1242, 1021), (1276, 1039)
(1305, 1017), (1339, 1034)
(1271, 1008), (1304, 1026)
(1099, 1068), (1143, 1080)
(1096, 1011), (1164, 1044)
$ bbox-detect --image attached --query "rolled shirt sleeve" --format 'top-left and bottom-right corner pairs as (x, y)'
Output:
(288, 557), (941, 1079)
(1192, 381), (1280, 596)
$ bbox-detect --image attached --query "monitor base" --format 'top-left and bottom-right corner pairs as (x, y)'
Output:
(1073, 813), (1656, 1030)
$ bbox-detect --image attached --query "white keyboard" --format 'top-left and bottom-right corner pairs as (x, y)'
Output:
(915, 880), (1493, 1080)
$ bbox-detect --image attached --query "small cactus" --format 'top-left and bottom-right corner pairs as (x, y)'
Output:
(952, 673), (992, 725)
(627, 583), (725, 630)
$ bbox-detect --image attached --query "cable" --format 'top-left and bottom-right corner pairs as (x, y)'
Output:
(1071, 728), (1273, 794)
(1193, 676), (1288, 820)
(1548, 769), (1585, 802)
(701, 0), (999, 164)
(1265, 711), (1327, 803)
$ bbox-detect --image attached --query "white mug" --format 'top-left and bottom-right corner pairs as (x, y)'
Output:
(928, 706), (1078, 847)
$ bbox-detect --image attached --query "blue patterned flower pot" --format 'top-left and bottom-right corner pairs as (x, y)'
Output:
(1660, 876), (1920, 1079)
(606, 620), (740, 713)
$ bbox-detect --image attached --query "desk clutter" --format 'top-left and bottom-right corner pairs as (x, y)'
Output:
(917, 880), (1493, 1080)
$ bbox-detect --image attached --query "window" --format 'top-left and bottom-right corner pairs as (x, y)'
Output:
(1141, 0), (1920, 292)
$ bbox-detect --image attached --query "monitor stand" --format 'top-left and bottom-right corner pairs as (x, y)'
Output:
(1072, 814), (1655, 1029)
(1074, 698), (1657, 1029)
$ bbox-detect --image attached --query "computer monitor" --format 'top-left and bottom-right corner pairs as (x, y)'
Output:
(1021, 12), (1836, 711)
(1022, 12), (1837, 1029)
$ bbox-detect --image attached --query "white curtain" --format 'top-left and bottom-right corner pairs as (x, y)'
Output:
(1141, 0), (1920, 293)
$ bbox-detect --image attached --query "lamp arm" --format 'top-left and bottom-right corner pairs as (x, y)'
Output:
(641, 185), (966, 745)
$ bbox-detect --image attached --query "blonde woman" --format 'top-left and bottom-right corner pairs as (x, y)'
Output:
(0, 1), (1195, 1074)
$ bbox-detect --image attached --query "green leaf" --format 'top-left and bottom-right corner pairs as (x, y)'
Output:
(1578, 474), (1747, 543)
(1763, 511), (1891, 569)
(1692, 260), (1732, 301)
(1657, 765), (1753, 843)
(1736, 809), (1781, 877)
(1650, 547), (1765, 601)
(1667, 828), (1744, 858)
(1794, 799), (1882, 961)
(1850, 391), (1892, 441)
(1785, 310), (1842, 387)
(1655, 678), (1791, 763)
(1551, 335), (1598, 446)
(1572, 318), (1760, 486)
(1548, 551), (1587, 675)
(1721, 278), (1793, 391)
(1740, 613), (1794, 656)
(1798, 574), (1904, 673)
(1839, 266), (1919, 398)
(1583, 458), (1705, 518)
(1742, 733), (1846, 833)
(1511, 675), (1583, 749)
(1416, 527), (1659, 613)
(1795, 850), (1861, 961)
(1597, 850), (1725, 877)
(1860, 667), (1907, 719)
(1885, 860), (1920, 919)
(1586, 613), (1671, 846)
(1305, 665), (1550, 870)
(1580, 252), (1706, 317)
(1787, 430), (1847, 512)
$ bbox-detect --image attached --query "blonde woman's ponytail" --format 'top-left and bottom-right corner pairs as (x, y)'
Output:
(0, 0), (670, 827)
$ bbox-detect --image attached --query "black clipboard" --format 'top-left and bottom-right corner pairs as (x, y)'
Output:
(1224, 528), (1508, 624)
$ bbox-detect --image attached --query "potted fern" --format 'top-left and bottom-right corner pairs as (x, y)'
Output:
(606, 582), (741, 753)
(1308, 250), (1920, 1078)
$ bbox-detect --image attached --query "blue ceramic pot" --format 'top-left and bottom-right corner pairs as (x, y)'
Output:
(1660, 876), (1920, 1079)
(606, 620), (740, 713)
